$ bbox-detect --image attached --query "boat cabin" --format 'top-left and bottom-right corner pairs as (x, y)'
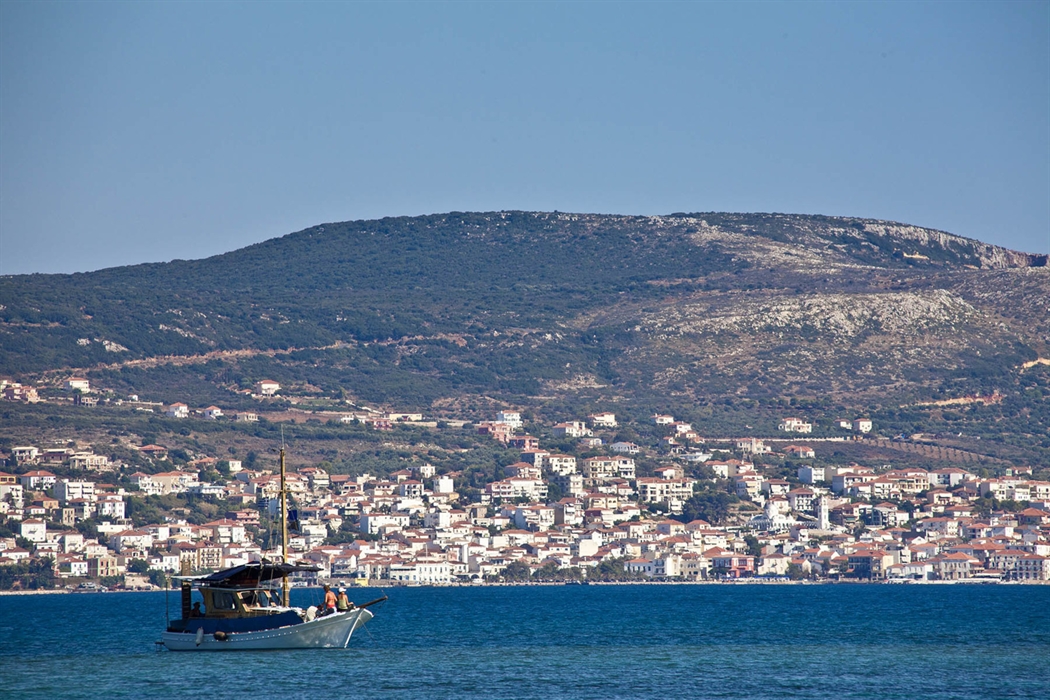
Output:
(167, 562), (319, 635)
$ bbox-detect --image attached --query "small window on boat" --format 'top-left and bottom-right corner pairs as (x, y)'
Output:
(212, 590), (237, 610)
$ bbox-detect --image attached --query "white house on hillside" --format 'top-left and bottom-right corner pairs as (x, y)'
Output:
(496, 411), (523, 429)
(255, 380), (281, 396)
(66, 377), (91, 393)
(167, 403), (189, 419)
(553, 421), (592, 438)
(779, 417), (813, 433)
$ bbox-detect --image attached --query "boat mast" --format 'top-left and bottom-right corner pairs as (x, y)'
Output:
(279, 445), (290, 607)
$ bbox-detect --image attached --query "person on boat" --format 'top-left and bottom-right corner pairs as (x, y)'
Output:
(336, 587), (352, 612)
(322, 584), (337, 615)
(190, 602), (204, 617)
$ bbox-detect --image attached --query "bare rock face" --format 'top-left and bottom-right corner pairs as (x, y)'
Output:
(643, 289), (976, 340)
(675, 213), (1043, 271)
(859, 221), (1044, 269)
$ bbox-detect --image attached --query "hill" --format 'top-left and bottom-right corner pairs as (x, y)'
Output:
(2, 211), (1048, 462)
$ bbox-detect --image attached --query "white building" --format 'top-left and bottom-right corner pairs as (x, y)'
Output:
(433, 475), (455, 494)
(255, 380), (281, 396)
(96, 494), (126, 519)
(0, 482), (24, 507)
(485, 478), (548, 501)
(748, 500), (799, 533)
(11, 446), (39, 464)
(853, 419), (873, 433)
(151, 471), (200, 495)
(66, 377), (91, 393)
(69, 453), (110, 471)
(166, 403), (189, 419)
(798, 465), (826, 485)
(546, 455), (577, 475)
(19, 470), (58, 490)
(129, 472), (162, 496)
(109, 529), (154, 552)
(589, 412), (617, 428)
(552, 421), (592, 438)
(55, 480), (96, 504)
(582, 457), (635, 481)
(636, 478), (695, 508)
(388, 558), (451, 584)
(496, 411), (523, 429)
(359, 512), (411, 535)
(736, 438), (771, 454)
(20, 518), (47, 542)
(779, 418), (813, 433)
(550, 472), (584, 497)
(512, 505), (556, 531)
(610, 442), (640, 455)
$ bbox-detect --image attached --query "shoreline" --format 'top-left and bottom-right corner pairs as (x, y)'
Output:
(3, 579), (1047, 595)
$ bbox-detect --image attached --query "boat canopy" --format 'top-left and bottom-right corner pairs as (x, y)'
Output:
(179, 562), (321, 589)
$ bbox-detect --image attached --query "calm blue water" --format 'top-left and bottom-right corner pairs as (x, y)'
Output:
(1, 584), (1048, 699)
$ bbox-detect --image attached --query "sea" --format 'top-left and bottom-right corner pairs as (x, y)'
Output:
(1, 583), (1048, 699)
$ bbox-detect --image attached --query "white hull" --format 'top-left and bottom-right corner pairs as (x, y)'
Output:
(162, 608), (373, 651)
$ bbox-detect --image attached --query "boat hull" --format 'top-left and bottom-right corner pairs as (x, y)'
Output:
(162, 608), (373, 651)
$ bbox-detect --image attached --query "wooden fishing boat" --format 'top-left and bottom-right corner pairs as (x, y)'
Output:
(161, 447), (385, 650)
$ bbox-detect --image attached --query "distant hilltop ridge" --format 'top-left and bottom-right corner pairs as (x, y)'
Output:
(1, 211), (1047, 424)
(229, 211), (1047, 271)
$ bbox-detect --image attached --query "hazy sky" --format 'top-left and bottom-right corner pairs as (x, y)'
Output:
(1, 1), (1047, 275)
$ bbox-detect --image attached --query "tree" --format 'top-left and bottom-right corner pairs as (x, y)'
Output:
(324, 520), (365, 545)
(593, 557), (641, 581)
(0, 556), (56, 590)
(533, 561), (561, 581)
(127, 558), (150, 573)
(744, 535), (762, 558)
(502, 561), (532, 581)
(0, 517), (16, 538)
(76, 519), (101, 540)
(677, 492), (735, 525)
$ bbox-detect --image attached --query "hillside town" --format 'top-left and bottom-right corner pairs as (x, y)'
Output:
(2, 377), (1050, 590)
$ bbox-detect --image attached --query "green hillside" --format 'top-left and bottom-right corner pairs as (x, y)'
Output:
(2, 211), (1048, 463)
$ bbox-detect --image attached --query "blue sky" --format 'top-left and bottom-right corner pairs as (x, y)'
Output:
(1, 1), (1047, 274)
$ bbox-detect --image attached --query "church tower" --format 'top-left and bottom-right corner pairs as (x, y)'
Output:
(817, 496), (830, 530)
